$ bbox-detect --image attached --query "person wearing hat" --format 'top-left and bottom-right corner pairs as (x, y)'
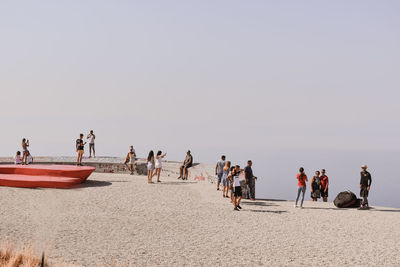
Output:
(360, 165), (372, 208)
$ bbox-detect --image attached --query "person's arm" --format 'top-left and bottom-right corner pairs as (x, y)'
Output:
(87, 134), (90, 139)
(76, 141), (79, 151)
(325, 178), (329, 192)
(360, 173), (363, 188)
(162, 153), (167, 158)
(215, 163), (218, 175)
(123, 153), (129, 164)
(93, 134), (95, 139)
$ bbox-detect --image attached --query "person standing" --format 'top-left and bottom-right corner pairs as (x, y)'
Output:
(244, 160), (256, 200)
(310, 171), (321, 201)
(147, 151), (155, 184)
(123, 146), (136, 175)
(232, 165), (244, 211)
(177, 150), (193, 180)
(21, 138), (29, 165)
(221, 161), (231, 198)
(215, 155), (226, 191)
(320, 169), (329, 202)
(87, 130), (96, 158)
(154, 151), (167, 183)
(295, 167), (308, 208)
(76, 134), (86, 166)
(360, 165), (372, 208)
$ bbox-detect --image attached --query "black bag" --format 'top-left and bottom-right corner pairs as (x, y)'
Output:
(334, 191), (361, 208)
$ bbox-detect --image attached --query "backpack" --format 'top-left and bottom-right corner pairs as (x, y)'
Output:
(334, 191), (361, 208)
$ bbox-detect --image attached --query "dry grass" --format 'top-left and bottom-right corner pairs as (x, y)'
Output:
(0, 243), (48, 267)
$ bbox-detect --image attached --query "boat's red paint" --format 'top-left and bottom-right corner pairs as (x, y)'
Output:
(0, 165), (95, 188)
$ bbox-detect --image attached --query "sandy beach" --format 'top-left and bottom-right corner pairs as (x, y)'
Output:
(1, 171), (400, 266)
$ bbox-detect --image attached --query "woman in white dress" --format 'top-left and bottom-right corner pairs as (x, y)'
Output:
(147, 150), (155, 184)
(123, 146), (136, 175)
(153, 151), (167, 183)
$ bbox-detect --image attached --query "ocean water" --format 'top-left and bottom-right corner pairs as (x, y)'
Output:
(203, 148), (400, 208)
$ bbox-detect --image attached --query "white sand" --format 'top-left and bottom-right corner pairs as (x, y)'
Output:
(0, 172), (399, 266)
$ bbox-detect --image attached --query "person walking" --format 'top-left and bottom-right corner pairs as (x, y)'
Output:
(221, 161), (231, 198)
(320, 169), (329, 202)
(244, 160), (256, 200)
(295, 167), (308, 208)
(21, 138), (29, 165)
(87, 130), (96, 158)
(154, 151), (167, 183)
(310, 171), (321, 201)
(123, 146), (136, 175)
(177, 150), (193, 180)
(147, 151), (155, 184)
(360, 165), (372, 208)
(215, 155), (226, 191)
(76, 134), (86, 166)
(232, 165), (244, 211)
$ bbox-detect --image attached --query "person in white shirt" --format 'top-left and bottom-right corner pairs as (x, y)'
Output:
(14, 151), (22, 164)
(215, 155), (226, 191)
(87, 130), (96, 158)
(230, 165), (244, 211)
(153, 150), (167, 183)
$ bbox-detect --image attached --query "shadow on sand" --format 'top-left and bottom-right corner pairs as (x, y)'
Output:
(78, 180), (112, 188)
(241, 201), (280, 207)
(242, 209), (287, 214)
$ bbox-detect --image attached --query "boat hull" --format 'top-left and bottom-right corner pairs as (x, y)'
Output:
(0, 164), (95, 188)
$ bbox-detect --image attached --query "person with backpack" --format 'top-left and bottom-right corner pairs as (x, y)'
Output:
(320, 169), (329, 202)
(310, 170), (321, 201)
(295, 167), (308, 208)
(360, 165), (372, 208)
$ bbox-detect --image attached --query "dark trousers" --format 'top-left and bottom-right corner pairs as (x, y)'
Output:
(246, 178), (255, 199)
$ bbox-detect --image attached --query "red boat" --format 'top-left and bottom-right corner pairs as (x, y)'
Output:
(0, 164), (95, 188)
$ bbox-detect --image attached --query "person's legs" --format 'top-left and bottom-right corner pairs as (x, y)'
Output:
(300, 186), (306, 207)
(92, 144), (95, 158)
(88, 144), (92, 158)
(178, 166), (183, 179)
(237, 196), (242, 206)
(129, 164), (134, 174)
(156, 168), (161, 182)
(217, 173), (222, 190)
(295, 187), (302, 206)
(183, 167), (188, 180)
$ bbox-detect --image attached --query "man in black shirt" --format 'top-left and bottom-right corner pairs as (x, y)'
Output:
(244, 160), (256, 200)
(360, 165), (372, 208)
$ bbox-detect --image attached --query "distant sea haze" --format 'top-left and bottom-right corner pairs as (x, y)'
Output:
(248, 148), (400, 208)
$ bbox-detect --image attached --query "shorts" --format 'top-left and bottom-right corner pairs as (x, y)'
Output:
(182, 164), (192, 169)
(147, 163), (154, 171)
(89, 143), (95, 149)
(155, 163), (162, 169)
(234, 186), (242, 197)
(129, 159), (136, 165)
(222, 177), (229, 187)
(360, 187), (369, 197)
(78, 149), (84, 155)
(217, 173), (223, 183)
(321, 189), (328, 198)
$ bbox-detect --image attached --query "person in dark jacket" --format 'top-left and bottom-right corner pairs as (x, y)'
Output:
(360, 165), (372, 208)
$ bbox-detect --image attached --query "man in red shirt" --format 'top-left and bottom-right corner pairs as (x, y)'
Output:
(320, 169), (329, 202)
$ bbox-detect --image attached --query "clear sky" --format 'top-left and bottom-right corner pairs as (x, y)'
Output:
(1, 1), (400, 206)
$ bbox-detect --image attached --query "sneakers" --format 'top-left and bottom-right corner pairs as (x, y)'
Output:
(237, 205), (242, 209)
(233, 207), (240, 211)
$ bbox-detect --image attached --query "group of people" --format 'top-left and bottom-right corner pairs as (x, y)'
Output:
(14, 138), (33, 165)
(75, 131), (96, 165)
(295, 165), (372, 209)
(146, 150), (168, 183)
(215, 156), (257, 211)
(295, 167), (329, 208)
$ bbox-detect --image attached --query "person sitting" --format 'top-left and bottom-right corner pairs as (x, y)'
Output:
(14, 151), (22, 165)
(177, 150), (193, 180)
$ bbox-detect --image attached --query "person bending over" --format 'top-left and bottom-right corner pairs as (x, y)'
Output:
(178, 150), (193, 180)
